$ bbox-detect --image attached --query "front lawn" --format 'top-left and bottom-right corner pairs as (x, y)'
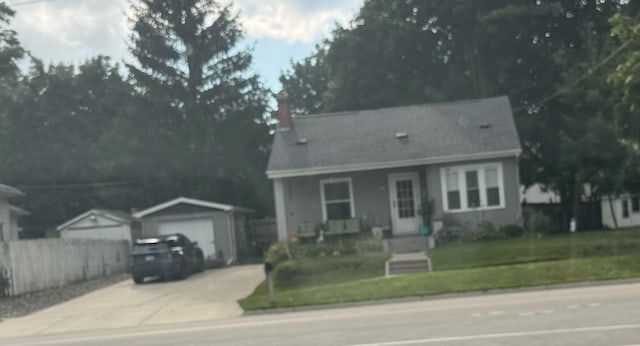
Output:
(240, 228), (640, 311)
(430, 228), (640, 270)
(240, 254), (640, 310)
(250, 253), (389, 296)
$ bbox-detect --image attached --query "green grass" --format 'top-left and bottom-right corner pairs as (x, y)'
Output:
(250, 253), (389, 296)
(430, 228), (640, 270)
(239, 228), (640, 310)
(240, 254), (640, 310)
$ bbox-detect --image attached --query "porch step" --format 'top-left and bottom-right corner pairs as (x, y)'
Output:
(386, 252), (432, 276)
(385, 235), (430, 254)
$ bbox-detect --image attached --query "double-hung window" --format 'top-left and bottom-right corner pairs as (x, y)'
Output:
(622, 200), (630, 219)
(441, 163), (505, 212)
(632, 196), (640, 213)
(320, 178), (354, 221)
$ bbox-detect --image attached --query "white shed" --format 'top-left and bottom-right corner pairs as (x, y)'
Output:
(57, 209), (134, 244)
(601, 194), (640, 229)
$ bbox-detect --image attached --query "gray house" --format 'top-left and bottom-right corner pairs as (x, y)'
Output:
(133, 197), (253, 263)
(267, 94), (522, 242)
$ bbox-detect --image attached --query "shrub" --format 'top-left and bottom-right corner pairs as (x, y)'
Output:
(264, 242), (293, 266)
(273, 260), (299, 283)
(458, 221), (504, 242)
(525, 210), (554, 235)
(501, 224), (525, 238)
(435, 225), (464, 246)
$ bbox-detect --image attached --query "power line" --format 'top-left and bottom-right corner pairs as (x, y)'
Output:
(16, 181), (135, 190)
(9, 0), (57, 7)
(514, 38), (635, 113)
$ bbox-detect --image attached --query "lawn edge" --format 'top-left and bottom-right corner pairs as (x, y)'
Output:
(242, 277), (640, 316)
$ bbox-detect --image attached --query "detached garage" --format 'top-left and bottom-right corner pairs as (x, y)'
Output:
(133, 197), (253, 264)
(57, 209), (135, 244)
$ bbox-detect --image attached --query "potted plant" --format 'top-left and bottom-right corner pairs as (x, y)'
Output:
(419, 198), (433, 236)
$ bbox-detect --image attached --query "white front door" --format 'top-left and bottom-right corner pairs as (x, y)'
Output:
(157, 219), (216, 259)
(389, 173), (421, 235)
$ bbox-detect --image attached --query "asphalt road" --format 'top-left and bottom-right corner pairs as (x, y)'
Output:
(2, 281), (639, 346)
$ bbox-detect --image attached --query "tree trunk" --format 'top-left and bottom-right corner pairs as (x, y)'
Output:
(608, 195), (619, 229)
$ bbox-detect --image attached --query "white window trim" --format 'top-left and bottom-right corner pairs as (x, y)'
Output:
(440, 162), (506, 213)
(320, 177), (355, 222)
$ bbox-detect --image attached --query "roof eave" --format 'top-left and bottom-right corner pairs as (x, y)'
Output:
(132, 197), (237, 218)
(267, 149), (522, 179)
(56, 209), (132, 231)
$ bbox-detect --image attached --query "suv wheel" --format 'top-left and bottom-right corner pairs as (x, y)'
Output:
(133, 275), (144, 284)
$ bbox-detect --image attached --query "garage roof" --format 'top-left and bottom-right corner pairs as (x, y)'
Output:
(57, 209), (133, 231)
(132, 197), (254, 219)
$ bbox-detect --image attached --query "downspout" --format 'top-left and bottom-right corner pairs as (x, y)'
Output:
(226, 211), (237, 264)
(515, 153), (523, 225)
(230, 211), (237, 261)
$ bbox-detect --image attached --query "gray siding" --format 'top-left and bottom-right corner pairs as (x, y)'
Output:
(426, 157), (521, 226)
(140, 210), (235, 261)
(282, 166), (426, 233)
(281, 156), (521, 237)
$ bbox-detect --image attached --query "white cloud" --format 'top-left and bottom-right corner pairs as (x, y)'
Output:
(232, 0), (362, 43)
(11, 0), (131, 64)
(7, 0), (362, 72)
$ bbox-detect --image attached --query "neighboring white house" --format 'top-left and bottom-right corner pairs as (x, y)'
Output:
(520, 184), (562, 204)
(601, 194), (640, 229)
(57, 209), (135, 244)
(0, 183), (28, 241)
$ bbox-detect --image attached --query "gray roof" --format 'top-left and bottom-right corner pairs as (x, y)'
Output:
(93, 209), (134, 222)
(267, 96), (521, 178)
(57, 208), (133, 231)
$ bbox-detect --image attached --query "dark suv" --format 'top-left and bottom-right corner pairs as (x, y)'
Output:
(130, 233), (205, 284)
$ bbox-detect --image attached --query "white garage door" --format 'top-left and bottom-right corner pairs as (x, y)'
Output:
(157, 219), (216, 259)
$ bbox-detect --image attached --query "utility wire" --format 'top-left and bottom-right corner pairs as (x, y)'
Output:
(9, 0), (57, 7)
(514, 38), (635, 113)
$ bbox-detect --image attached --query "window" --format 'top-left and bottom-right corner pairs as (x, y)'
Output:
(446, 171), (461, 210)
(622, 200), (630, 219)
(396, 179), (416, 218)
(485, 168), (500, 206)
(441, 163), (504, 212)
(632, 197), (639, 213)
(321, 178), (354, 221)
(465, 171), (480, 208)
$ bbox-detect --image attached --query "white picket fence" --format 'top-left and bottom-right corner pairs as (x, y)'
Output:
(0, 238), (130, 296)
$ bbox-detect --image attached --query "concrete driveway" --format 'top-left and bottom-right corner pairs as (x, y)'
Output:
(0, 265), (264, 338)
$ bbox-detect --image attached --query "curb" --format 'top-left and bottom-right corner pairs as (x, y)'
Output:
(243, 277), (640, 316)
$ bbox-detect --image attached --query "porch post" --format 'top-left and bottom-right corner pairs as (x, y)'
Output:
(273, 179), (288, 241)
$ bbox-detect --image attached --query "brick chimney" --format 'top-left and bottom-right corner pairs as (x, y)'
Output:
(276, 91), (292, 130)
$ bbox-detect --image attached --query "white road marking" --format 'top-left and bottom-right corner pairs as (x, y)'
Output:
(588, 302), (602, 307)
(566, 304), (581, 309)
(540, 310), (555, 314)
(518, 312), (535, 317)
(487, 311), (505, 316)
(344, 323), (640, 346)
(470, 313), (482, 318)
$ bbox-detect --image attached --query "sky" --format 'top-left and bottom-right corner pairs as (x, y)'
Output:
(6, 0), (363, 91)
